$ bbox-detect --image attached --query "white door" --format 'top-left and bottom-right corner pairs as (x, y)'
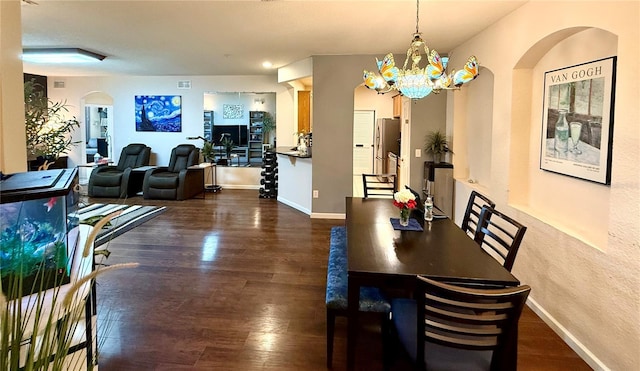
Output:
(353, 110), (375, 175)
(399, 98), (411, 189)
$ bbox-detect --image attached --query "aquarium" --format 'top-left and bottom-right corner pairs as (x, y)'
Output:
(0, 168), (79, 300)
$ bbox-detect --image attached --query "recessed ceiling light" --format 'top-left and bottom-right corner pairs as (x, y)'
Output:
(22, 48), (106, 64)
(262, 61), (273, 69)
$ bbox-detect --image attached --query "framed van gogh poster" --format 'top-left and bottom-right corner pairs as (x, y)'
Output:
(540, 56), (616, 185)
(135, 95), (182, 132)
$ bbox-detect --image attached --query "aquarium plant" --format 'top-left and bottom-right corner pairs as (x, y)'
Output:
(0, 206), (137, 370)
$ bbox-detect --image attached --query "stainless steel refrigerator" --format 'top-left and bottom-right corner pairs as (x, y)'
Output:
(374, 118), (400, 174)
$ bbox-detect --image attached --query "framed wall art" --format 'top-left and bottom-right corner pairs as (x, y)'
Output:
(540, 56), (616, 185)
(135, 95), (182, 132)
(223, 104), (243, 119)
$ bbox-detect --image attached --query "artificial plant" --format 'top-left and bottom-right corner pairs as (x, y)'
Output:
(424, 130), (453, 162)
(221, 137), (235, 158)
(261, 112), (275, 145)
(201, 140), (215, 162)
(24, 79), (80, 161)
(0, 208), (137, 370)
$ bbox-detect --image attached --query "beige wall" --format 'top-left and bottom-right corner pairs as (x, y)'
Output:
(353, 84), (393, 118)
(450, 2), (639, 369)
(0, 0), (27, 174)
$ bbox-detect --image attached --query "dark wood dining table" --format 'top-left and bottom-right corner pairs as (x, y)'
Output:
(345, 197), (520, 369)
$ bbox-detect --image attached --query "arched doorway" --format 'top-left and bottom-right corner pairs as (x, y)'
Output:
(352, 85), (395, 197)
(81, 92), (114, 162)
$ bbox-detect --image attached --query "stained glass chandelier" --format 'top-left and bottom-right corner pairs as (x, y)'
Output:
(363, 0), (479, 100)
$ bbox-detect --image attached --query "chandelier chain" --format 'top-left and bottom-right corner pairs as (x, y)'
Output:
(415, 0), (420, 34)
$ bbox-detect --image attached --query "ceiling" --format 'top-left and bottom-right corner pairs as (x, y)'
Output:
(21, 0), (527, 77)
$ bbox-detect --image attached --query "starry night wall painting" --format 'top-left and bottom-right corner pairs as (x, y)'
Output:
(135, 95), (182, 132)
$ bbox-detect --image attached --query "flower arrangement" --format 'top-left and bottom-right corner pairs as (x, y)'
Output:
(393, 188), (418, 210)
(393, 189), (417, 226)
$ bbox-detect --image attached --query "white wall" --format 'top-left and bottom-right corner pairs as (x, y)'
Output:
(277, 155), (312, 215)
(45, 75), (289, 167)
(452, 69), (494, 186)
(449, 2), (639, 369)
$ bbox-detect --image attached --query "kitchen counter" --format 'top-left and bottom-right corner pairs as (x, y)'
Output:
(275, 149), (312, 215)
(274, 146), (312, 158)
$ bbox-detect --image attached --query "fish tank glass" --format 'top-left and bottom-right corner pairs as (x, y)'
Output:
(0, 168), (79, 300)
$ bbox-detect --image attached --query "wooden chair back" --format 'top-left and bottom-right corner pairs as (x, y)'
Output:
(415, 275), (531, 370)
(362, 173), (396, 198)
(461, 191), (496, 238)
(474, 206), (527, 272)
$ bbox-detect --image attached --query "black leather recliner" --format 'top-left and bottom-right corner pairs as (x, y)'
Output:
(88, 143), (151, 198)
(142, 144), (203, 200)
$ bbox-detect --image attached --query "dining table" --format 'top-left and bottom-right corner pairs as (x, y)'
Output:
(345, 197), (520, 369)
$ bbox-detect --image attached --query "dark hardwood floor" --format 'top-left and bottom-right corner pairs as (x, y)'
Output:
(90, 190), (591, 370)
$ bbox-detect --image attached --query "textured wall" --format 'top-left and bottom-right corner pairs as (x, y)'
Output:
(450, 2), (639, 369)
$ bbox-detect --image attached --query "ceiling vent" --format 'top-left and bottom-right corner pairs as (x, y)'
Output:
(53, 81), (65, 89)
(177, 80), (191, 89)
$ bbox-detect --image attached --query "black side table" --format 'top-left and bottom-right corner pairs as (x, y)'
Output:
(201, 162), (221, 193)
(128, 166), (157, 196)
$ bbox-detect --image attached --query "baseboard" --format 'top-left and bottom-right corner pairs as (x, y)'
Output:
(277, 196), (311, 215)
(310, 212), (345, 219)
(218, 184), (259, 190)
(527, 297), (609, 371)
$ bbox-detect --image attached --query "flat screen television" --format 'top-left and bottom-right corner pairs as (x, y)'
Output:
(211, 125), (248, 147)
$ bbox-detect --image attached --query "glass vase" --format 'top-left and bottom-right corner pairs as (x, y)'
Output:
(399, 207), (410, 227)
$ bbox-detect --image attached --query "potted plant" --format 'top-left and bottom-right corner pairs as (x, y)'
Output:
(201, 140), (215, 163)
(221, 136), (235, 159)
(24, 80), (80, 170)
(424, 130), (453, 163)
(262, 112), (275, 146)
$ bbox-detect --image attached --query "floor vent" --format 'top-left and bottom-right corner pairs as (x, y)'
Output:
(177, 80), (191, 89)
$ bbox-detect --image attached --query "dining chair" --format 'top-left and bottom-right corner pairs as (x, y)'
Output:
(362, 173), (397, 198)
(474, 206), (527, 272)
(388, 275), (531, 371)
(461, 190), (496, 238)
(404, 185), (426, 220)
